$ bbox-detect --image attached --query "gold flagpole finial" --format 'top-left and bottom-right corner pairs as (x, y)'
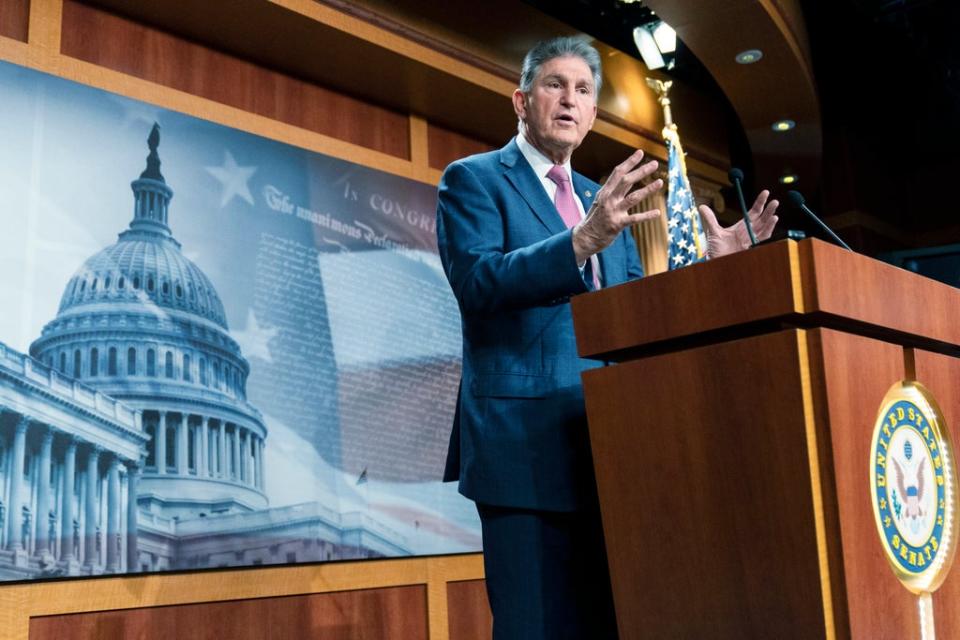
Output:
(645, 77), (674, 131)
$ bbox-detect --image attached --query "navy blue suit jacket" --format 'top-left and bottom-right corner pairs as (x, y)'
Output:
(437, 138), (645, 511)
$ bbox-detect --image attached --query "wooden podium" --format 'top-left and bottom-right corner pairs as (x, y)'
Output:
(572, 238), (960, 639)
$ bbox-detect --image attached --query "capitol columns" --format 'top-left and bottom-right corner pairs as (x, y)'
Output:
(239, 429), (249, 483)
(125, 459), (140, 572)
(199, 416), (209, 477)
(157, 411), (168, 474)
(60, 437), (78, 563)
(257, 437), (265, 491)
(84, 446), (100, 569)
(106, 455), (121, 572)
(219, 420), (227, 478)
(7, 417), (29, 562)
(177, 413), (188, 475)
(35, 430), (54, 559)
(231, 424), (241, 481)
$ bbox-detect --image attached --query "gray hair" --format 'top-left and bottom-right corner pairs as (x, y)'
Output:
(519, 36), (603, 98)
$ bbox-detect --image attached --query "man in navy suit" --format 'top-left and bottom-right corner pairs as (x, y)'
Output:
(437, 37), (779, 639)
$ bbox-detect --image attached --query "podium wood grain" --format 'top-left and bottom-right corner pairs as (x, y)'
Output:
(913, 349), (960, 638)
(575, 239), (960, 639)
(806, 329), (909, 639)
(583, 330), (827, 639)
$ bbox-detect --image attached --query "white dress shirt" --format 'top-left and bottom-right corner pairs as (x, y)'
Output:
(515, 132), (601, 283)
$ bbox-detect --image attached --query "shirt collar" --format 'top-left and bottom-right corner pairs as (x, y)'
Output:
(516, 131), (573, 183)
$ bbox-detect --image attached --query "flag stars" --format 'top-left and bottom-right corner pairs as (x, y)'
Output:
(231, 309), (278, 363)
(206, 150), (258, 208)
(665, 139), (706, 270)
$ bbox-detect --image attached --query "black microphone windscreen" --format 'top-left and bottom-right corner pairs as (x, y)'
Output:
(728, 167), (744, 183)
(786, 190), (805, 207)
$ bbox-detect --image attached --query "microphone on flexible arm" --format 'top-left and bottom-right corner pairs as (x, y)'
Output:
(728, 167), (758, 246)
(786, 190), (853, 252)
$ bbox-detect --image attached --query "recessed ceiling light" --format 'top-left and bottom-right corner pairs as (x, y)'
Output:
(735, 49), (763, 64)
(772, 119), (796, 132)
(779, 174), (799, 185)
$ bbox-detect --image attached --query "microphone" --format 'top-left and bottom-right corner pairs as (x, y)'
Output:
(728, 168), (758, 246)
(786, 191), (852, 252)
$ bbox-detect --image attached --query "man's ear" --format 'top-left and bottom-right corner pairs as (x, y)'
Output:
(587, 103), (597, 130)
(512, 89), (527, 119)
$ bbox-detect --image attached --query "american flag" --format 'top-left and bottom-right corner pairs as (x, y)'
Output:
(664, 127), (706, 269)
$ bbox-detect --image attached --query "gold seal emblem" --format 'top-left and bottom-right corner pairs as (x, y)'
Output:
(870, 380), (957, 595)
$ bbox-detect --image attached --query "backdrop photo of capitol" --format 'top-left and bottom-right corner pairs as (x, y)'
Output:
(0, 61), (481, 581)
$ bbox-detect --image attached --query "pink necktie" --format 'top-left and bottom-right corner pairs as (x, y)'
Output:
(546, 165), (601, 289)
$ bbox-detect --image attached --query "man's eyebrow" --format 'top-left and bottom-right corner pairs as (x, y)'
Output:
(540, 72), (593, 87)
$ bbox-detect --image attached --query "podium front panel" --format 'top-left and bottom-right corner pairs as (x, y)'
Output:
(583, 329), (827, 639)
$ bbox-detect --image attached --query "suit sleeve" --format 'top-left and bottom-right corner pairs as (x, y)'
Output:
(437, 160), (588, 315)
(623, 226), (645, 280)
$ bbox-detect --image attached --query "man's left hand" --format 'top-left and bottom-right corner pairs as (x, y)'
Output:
(698, 190), (779, 258)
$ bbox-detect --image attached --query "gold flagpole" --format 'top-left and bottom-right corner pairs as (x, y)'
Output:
(646, 78), (704, 259)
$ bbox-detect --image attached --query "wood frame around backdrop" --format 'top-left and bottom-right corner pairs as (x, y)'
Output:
(8, 555), (485, 639)
(0, 2), (490, 638)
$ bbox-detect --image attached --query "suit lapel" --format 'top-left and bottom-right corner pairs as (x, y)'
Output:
(500, 140), (567, 236)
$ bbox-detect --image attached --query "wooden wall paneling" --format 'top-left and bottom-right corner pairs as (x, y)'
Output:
(26, 0), (58, 52)
(427, 123), (495, 171)
(60, 0), (412, 160)
(409, 114), (429, 167)
(445, 580), (491, 640)
(911, 349), (960, 638)
(0, 0), (30, 42)
(0, 554), (484, 640)
(29, 585), (429, 640)
(42, 49), (440, 186)
(806, 328), (921, 638)
(0, 4), (443, 185)
(79, 0), (728, 186)
(582, 329), (828, 639)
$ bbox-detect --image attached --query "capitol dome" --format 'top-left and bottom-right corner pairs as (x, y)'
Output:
(30, 125), (268, 519)
(57, 233), (228, 329)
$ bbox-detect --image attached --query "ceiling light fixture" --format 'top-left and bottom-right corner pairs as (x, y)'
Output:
(735, 49), (763, 64)
(652, 22), (676, 54)
(634, 21), (677, 71)
(779, 174), (799, 185)
(633, 26), (665, 70)
(772, 119), (796, 132)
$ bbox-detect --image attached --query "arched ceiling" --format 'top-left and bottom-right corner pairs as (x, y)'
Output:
(645, 0), (823, 194)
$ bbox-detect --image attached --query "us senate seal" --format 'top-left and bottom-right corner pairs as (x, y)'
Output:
(870, 381), (958, 594)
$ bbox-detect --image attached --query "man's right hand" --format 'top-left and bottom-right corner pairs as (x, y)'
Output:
(572, 149), (663, 265)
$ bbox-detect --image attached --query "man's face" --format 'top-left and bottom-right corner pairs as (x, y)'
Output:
(513, 55), (598, 164)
